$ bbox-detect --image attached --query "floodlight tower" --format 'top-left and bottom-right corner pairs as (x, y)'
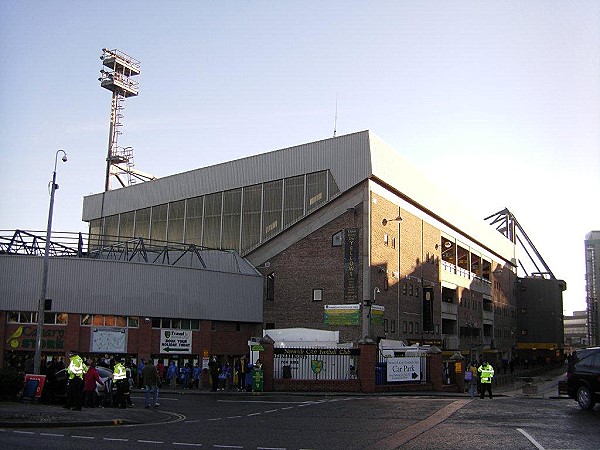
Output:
(99, 48), (140, 191)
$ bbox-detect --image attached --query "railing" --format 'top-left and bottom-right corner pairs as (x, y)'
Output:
(273, 348), (359, 381)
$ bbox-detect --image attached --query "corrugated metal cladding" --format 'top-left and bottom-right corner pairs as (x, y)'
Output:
(0, 255), (263, 323)
(82, 130), (373, 220)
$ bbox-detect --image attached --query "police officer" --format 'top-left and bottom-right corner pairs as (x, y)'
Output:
(113, 361), (129, 409)
(478, 360), (495, 399)
(64, 354), (87, 410)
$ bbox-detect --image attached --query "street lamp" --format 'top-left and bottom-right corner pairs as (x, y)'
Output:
(33, 150), (68, 375)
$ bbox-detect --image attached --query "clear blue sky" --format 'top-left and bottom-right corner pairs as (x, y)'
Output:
(1, 1), (598, 315)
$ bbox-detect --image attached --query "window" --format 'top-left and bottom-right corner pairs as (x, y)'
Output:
(313, 288), (323, 302)
(222, 189), (242, 251)
(203, 192), (223, 248)
(391, 320), (396, 333)
(283, 175), (305, 227)
(402, 282), (407, 295)
(168, 200), (185, 243)
(265, 272), (275, 301)
(384, 319), (388, 332)
(263, 180), (283, 240)
(415, 287), (420, 298)
(236, 322), (241, 332)
(409, 284), (414, 296)
(211, 321), (217, 331)
(403, 321), (408, 333)
(185, 196), (203, 245)
(409, 322), (414, 333)
(383, 233), (389, 246)
(150, 204), (168, 243)
(241, 184), (262, 252)
(306, 171), (327, 213)
(265, 322), (275, 330)
(332, 230), (343, 247)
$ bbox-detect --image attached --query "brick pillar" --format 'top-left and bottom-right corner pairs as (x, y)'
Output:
(358, 341), (377, 393)
(259, 335), (275, 392)
(429, 351), (444, 391)
(452, 356), (465, 393)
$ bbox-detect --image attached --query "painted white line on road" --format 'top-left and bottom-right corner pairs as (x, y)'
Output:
(184, 419), (200, 423)
(517, 428), (545, 450)
(257, 447), (287, 450)
(104, 437), (129, 441)
(138, 439), (165, 444)
(72, 435), (95, 439)
(213, 446), (243, 449)
(247, 412), (261, 416)
(40, 433), (65, 437)
(281, 406), (294, 410)
(263, 409), (278, 413)
(227, 415), (242, 419)
(173, 442), (203, 446)
(13, 431), (35, 434)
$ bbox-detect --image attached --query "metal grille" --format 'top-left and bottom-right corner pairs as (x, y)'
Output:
(273, 348), (359, 381)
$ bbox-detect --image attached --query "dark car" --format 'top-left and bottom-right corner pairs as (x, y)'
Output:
(566, 347), (600, 410)
(43, 366), (114, 404)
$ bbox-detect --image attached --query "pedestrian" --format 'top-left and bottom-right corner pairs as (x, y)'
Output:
(83, 361), (102, 407)
(180, 363), (191, 389)
(209, 356), (220, 392)
(142, 357), (160, 408)
(156, 360), (165, 387)
(167, 360), (179, 389)
(64, 354), (87, 411)
(478, 360), (495, 399)
(192, 363), (201, 389)
(137, 358), (145, 389)
(236, 356), (247, 391)
(467, 360), (478, 398)
(113, 361), (129, 409)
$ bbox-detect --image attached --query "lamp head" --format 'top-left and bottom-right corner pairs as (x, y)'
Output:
(61, 154), (68, 163)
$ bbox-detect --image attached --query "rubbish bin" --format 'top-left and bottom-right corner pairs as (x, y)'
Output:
(375, 362), (386, 385)
(282, 365), (292, 379)
(251, 367), (264, 392)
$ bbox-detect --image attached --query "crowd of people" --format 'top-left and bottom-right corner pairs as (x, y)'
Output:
(54, 353), (258, 411)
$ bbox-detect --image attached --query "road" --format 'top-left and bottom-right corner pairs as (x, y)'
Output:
(1, 392), (598, 449)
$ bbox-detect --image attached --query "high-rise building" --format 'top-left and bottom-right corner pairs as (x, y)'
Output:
(585, 231), (600, 346)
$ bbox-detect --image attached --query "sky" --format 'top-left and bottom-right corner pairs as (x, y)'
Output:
(0, 1), (598, 315)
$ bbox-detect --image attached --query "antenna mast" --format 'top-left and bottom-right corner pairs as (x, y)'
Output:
(333, 93), (338, 137)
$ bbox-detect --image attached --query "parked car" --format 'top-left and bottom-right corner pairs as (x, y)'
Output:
(42, 365), (114, 404)
(566, 347), (600, 410)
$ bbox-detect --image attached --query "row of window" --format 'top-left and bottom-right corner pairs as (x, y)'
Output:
(8, 313), (205, 331)
(7, 311), (68, 325)
(383, 319), (421, 335)
(441, 237), (492, 280)
(90, 170), (339, 255)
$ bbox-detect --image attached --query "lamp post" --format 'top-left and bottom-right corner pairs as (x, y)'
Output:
(33, 150), (68, 375)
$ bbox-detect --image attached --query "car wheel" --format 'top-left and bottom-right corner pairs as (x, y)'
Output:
(576, 385), (596, 410)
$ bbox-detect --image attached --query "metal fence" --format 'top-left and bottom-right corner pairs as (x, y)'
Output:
(273, 347), (359, 381)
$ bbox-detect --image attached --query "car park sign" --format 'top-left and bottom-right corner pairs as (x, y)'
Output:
(387, 357), (421, 382)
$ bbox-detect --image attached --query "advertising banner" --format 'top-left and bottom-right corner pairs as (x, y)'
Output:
(324, 304), (361, 325)
(371, 305), (385, 326)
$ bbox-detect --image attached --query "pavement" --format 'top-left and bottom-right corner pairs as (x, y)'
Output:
(0, 367), (569, 428)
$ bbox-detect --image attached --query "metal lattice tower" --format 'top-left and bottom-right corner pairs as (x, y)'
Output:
(99, 48), (140, 191)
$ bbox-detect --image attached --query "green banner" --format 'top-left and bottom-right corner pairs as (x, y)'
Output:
(371, 305), (385, 326)
(324, 304), (360, 326)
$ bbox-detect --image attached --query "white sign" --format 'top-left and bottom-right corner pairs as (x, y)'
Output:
(90, 327), (127, 353)
(160, 329), (192, 354)
(387, 356), (421, 382)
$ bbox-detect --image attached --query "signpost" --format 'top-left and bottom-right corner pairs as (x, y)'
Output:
(386, 357), (421, 382)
